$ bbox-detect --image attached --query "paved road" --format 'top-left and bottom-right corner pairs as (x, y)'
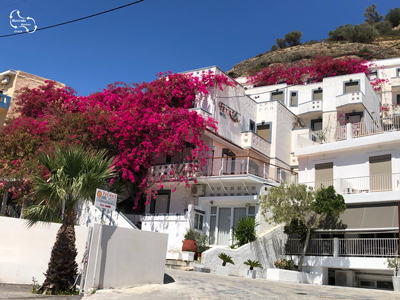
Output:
(0, 283), (83, 300)
(83, 268), (399, 300)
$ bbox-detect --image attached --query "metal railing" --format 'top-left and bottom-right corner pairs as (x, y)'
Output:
(300, 180), (335, 191)
(297, 116), (400, 148)
(150, 156), (298, 184)
(285, 239), (333, 256)
(341, 173), (400, 194)
(339, 238), (399, 257)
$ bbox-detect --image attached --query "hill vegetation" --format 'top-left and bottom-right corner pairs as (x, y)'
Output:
(227, 4), (400, 78)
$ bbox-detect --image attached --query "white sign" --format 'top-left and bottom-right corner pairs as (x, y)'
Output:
(94, 189), (117, 211)
(10, 10), (37, 34)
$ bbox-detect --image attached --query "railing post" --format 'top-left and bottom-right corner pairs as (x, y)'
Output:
(335, 178), (342, 194)
(346, 123), (353, 140)
(246, 156), (249, 174)
(263, 163), (266, 179)
(333, 238), (339, 258)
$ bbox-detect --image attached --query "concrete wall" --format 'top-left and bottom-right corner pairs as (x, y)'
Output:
(85, 224), (168, 289)
(200, 225), (286, 278)
(0, 216), (89, 285)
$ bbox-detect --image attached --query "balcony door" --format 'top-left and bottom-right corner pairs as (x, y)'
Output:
(222, 149), (236, 175)
(217, 208), (231, 245)
(369, 154), (392, 192)
(150, 190), (171, 214)
(315, 162), (333, 189)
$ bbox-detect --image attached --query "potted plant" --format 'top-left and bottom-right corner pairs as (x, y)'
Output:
(385, 257), (400, 292)
(194, 231), (209, 261)
(182, 228), (198, 254)
(243, 259), (263, 279)
(217, 253), (234, 276)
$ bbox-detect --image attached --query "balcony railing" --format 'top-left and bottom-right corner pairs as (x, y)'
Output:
(285, 239), (333, 256)
(297, 116), (400, 148)
(336, 91), (365, 108)
(150, 156), (298, 184)
(285, 238), (399, 258)
(298, 100), (323, 115)
(391, 77), (400, 87)
(241, 131), (271, 156)
(339, 238), (399, 257)
(299, 173), (400, 194)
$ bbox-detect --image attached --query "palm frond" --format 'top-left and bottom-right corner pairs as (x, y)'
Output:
(23, 204), (59, 227)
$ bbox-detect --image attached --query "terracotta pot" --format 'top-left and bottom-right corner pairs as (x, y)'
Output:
(182, 239), (198, 253)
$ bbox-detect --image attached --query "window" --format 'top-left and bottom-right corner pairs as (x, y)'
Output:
(150, 190), (170, 214)
(313, 90), (323, 100)
(166, 154), (172, 163)
(345, 81), (359, 93)
(315, 162), (333, 188)
(369, 154), (392, 192)
(345, 112), (363, 123)
(271, 91), (283, 103)
(311, 119), (323, 131)
(194, 212), (204, 230)
(397, 94), (400, 105)
(249, 120), (255, 133)
(290, 92), (297, 106)
(397, 68), (400, 77)
(257, 124), (271, 142)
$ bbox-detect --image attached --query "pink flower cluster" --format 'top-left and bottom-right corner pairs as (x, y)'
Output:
(0, 72), (236, 207)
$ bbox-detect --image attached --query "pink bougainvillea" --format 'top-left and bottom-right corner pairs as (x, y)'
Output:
(247, 56), (373, 87)
(0, 71), (236, 207)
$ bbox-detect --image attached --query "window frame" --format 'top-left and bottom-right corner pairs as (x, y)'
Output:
(271, 90), (284, 104)
(256, 122), (272, 142)
(343, 80), (361, 94)
(312, 89), (323, 101)
(289, 91), (298, 107)
(150, 189), (171, 214)
(249, 120), (256, 133)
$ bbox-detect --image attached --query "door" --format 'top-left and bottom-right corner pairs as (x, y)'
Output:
(217, 208), (231, 245)
(369, 154), (392, 192)
(150, 190), (170, 214)
(233, 208), (246, 229)
(222, 149), (236, 175)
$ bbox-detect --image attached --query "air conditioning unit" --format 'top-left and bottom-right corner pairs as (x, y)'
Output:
(2, 76), (10, 85)
(335, 270), (355, 287)
(190, 184), (205, 197)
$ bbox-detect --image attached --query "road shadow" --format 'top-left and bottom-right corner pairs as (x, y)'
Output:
(163, 273), (175, 284)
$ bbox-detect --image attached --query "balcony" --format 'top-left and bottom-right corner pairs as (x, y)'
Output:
(297, 116), (400, 149)
(336, 91), (365, 109)
(299, 173), (400, 195)
(298, 100), (323, 116)
(150, 156), (298, 184)
(391, 77), (400, 87)
(241, 131), (270, 156)
(285, 238), (399, 258)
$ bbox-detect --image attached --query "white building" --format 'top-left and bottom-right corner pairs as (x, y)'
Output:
(123, 58), (400, 290)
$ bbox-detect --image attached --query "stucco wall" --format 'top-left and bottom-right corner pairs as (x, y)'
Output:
(0, 216), (88, 285)
(200, 225), (286, 278)
(85, 224), (168, 289)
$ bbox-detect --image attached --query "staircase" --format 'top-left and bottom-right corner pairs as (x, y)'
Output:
(165, 259), (193, 271)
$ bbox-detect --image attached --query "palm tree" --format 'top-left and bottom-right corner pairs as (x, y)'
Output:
(23, 146), (114, 294)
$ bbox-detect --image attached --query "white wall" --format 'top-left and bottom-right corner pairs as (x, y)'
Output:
(0, 216), (89, 285)
(85, 224), (168, 290)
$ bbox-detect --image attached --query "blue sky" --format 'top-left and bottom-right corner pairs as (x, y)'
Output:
(1, 0), (399, 95)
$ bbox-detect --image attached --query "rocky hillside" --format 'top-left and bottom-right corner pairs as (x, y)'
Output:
(226, 40), (400, 78)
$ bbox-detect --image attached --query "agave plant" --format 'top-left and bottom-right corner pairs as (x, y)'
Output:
(218, 252), (234, 266)
(243, 259), (263, 270)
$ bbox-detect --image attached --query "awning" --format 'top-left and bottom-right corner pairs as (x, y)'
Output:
(319, 204), (398, 231)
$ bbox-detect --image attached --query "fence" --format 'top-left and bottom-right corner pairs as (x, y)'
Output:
(285, 239), (333, 256)
(339, 238), (399, 257)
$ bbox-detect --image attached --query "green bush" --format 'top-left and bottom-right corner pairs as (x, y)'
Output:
(183, 228), (197, 240)
(284, 31), (302, 46)
(276, 38), (286, 49)
(270, 44), (278, 52)
(385, 7), (400, 28)
(328, 24), (354, 42)
(374, 21), (395, 36)
(350, 23), (379, 43)
(304, 39), (319, 45)
(193, 231), (209, 253)
(232, 216), (259, 247)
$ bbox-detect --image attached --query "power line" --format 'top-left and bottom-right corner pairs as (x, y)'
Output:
(0, 0), (28, 11)
(0, 0), (146, 38)
(218, 39), (400, 99)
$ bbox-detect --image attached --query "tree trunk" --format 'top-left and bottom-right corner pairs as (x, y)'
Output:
(297, 226), (312, 272)
(39, 210), (78, 294)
